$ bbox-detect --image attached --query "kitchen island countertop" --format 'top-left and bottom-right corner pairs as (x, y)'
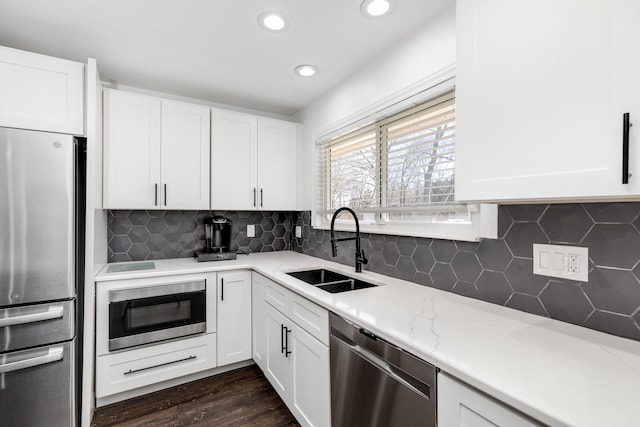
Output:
(96, 251), (640, 427)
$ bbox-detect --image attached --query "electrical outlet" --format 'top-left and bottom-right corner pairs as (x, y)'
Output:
(295, 226), (302, 238)
(533, 244), (588, 282)
(247, 224), (255, 238)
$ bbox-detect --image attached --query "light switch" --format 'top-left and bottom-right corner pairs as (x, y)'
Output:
(247, 224), (255, 238)
(533, 244), (588, 282)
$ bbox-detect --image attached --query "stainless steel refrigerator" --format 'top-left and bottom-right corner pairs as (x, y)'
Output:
(0, 127), (85, 426)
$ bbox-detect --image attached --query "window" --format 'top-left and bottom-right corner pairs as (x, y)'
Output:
(316, 90), (495, 241)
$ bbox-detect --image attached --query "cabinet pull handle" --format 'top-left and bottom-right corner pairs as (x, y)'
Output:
(123, 355), (196, 376)
(260, 188), (264, 208)
(221, 278), (224, 301)
(253, 188), (257, 207)
(281, 324), (286, 354)
(285, 327), (292, 357)
(154, 183), (158, 206)
(623, 113), (633, 184)
(164, 184), (168, 206)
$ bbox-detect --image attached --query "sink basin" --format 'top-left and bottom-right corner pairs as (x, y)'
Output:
(286, 269), (377, 293)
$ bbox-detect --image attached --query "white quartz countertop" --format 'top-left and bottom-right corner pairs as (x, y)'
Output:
(96, 251), (640, 427)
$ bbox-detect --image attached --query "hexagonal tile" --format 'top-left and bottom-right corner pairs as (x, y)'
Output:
(412, 245), (435, 274)
(110, 213), (132, 235)
(236, 231), (250, 247)
(146, 234), (167, 252)
(584, 310), (640, 340)
(504, 222), (548, 258)
(413, 272), (433, 287)
(111, 253), (132, 262)
(273, 238), (286, 251)
(504, 258), (548, 295)
(475, 271), (512, 305)
(369, 234), (385, 252)
(272, 211), (289, 225)
(539, 204), (593, 244)
(162, 242), (181, 258)
(540, 281), (593, 325)
(455, 241), (478, 252)
(583, 224), (640, 268)
(164, 211), (184, 226)
(128, 211), (150, 226)
(382, 242), (399, 266)
(260, 217), (275, 232)
(249, 239), (263, 253)
(430, 263), (456, 291)
(451, 252), (482, 282)
(110, 235), (132, 253)
(146, 216), (168, 234)
(476, 239), (512, 271)
(262, 245), (274, 252)
(395, 256), (416, 281)
(497, 206), (514, 238)
(583, 268), (640, 315)
(367, 251), (385, 272)
(505, 293), (548, 317)
(586, 202), (640, 223)
(452, 282), (480, 299)
(381, 264), (399, 279)
(128, 243), (150, 261)
(164, 226), (182, 243)
(396, 236), (416, 256)
(272, 224), (286, 238)
(128, 225), (150, 244)
(178, 233), (197, 250)
(430, 239), (456, 263)
(504, 204), (547, 222)
(260, 231), (274, 245)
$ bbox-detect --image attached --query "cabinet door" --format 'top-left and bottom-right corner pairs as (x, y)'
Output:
(438, 373), (541, 427)
(290, 324), (330, 427)
(456, 0), (640, 202)
(217, 271), (252, 366)
(0, 46), (84, 135)
(264, 303), (291, 401)
(257, 118), (297, 210)
(103, 89), (161, 209)
(252, 273), (268, 370)
(161, 100), (210, 209)
(211, 109), (258, 210)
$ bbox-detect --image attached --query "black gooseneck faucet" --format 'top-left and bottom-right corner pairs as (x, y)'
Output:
(330, 207), (368, 273)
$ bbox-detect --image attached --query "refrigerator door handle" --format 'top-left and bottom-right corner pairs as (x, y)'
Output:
(0, 305), (64, 328)
(0, 346), (64, 374)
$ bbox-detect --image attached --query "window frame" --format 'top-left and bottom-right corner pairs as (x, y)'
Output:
(312, 78), (497, 242)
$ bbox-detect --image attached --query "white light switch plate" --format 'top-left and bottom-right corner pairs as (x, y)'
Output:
(295, 226), (302, 238)
(247, 224), (255, 238)
(533, 244), (588, 282)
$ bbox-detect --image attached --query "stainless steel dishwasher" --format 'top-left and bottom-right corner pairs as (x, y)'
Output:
(330, 312), (437, 427)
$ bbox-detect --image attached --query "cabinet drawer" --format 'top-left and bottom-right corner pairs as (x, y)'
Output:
(290, 293), (329, 345)
(264, 276), (291, 313)
(96, 334), (217, 398)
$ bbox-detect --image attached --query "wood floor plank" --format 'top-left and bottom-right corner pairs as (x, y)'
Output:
(91, 365), (300, 427)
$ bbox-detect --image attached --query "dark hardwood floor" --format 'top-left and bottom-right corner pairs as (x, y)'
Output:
(91, 365), (300, 427)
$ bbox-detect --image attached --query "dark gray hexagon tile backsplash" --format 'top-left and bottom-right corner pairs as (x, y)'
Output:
(109, 202), (640, 342)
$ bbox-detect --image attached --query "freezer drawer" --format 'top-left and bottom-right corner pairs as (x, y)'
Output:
(0, 340), (75, 427)
(0, 300), (75, 353)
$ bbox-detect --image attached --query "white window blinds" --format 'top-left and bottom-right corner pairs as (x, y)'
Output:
(317, 91), (469, 225)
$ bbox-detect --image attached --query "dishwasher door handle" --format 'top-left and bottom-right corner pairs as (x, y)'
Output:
(336, 336), (431, 399)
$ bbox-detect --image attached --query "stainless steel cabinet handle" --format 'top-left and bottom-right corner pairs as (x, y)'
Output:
(221, 278), (224, 301)
(260, 188), (264, 207)
(0, 346), (63, 374)
(285, 327), (292, 357)
(123, 355), (196, 376)
(0, 306), (64, 328)
(155, 183), (158, 206)
(253, 188), (257, 207)
(281, 324), (286, 354)
(164, 183), (167, 206)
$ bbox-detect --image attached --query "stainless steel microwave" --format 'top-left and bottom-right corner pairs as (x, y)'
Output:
(108, 280), (206, 351)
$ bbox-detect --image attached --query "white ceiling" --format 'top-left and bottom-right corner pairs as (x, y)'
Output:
(0, 0), (453, 116)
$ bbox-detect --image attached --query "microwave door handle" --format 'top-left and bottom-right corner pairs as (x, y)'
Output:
(0, 346), (64, 374)
(120, 301), (131, 320)
(0, 306), (64, 328)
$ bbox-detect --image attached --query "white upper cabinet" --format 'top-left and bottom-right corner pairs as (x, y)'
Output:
(0, 46), (84, 135)
(161, 100), (210, 210)
(211, 109), (298, 210)
(456, 0), (640, 202)
(103, 89), (161, 209)
(103, 89), (210, 209)
(211, 109), (258, 210)
(257, 118), (297, 210)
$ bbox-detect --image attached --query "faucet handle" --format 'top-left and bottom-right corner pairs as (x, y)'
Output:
(359, 250), (368, 265)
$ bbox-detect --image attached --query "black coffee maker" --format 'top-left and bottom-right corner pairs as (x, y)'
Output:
(195, 216), (237, 262)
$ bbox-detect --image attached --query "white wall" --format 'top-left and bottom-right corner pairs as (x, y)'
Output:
(293, 5), (456, 210)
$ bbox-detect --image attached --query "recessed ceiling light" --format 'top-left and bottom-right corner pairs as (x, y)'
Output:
(258, 11), (289, 32)
(295, 65), (319, 78)
(360, 0), (395, 18)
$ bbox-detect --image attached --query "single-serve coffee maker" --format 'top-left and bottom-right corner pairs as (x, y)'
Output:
(195, 216), (237, 262)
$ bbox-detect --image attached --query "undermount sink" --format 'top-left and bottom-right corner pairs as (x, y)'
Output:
(286, 269), (377, 293)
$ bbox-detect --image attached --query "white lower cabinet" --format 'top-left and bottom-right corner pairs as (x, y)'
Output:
(96, 334), (217, 398)
(255, 274), (331, 427)
(438, 372), (541, 427)
(217, 270), (252, 366)
(252, 272), (268, 369)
